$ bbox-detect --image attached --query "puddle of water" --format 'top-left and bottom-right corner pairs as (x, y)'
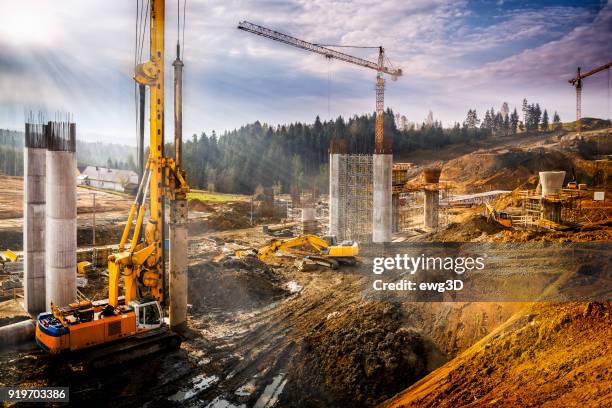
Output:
(205, 396), (246, 408)
(168, 374), (219, 402)
(253, 374), (287, 408)
(286, 281), (302, 293)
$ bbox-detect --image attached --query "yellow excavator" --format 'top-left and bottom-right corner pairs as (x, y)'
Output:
(0, 249), (18, 274)
(483, 203), (512, 228)
(35, 0), (189, 369)
(237, 235), (359, 270)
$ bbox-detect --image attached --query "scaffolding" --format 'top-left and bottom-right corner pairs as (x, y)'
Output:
(336, 154), (373, 242)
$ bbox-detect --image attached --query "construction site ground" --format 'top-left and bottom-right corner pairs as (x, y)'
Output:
(0, 126), (610, 407)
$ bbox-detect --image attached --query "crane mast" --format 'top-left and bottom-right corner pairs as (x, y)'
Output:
(568, 61), (612, 135)
(237, 21), (402, 152)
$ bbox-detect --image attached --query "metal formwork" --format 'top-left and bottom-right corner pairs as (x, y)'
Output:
(337, 154), (373, 242)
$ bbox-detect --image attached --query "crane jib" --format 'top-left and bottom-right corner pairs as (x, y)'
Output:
(237, 21), (402, 77)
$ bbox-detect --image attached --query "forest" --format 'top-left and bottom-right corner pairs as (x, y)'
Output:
(1, 100), (560, 195)
(179, 103), (560, 194)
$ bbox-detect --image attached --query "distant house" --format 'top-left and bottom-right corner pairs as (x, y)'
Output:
(79, 166), (139, 193)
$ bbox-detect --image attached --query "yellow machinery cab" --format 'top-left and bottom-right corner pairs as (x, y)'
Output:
(35, 298), (163, 354)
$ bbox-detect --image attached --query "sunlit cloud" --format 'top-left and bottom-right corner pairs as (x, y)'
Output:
(0, 0), (609, 145)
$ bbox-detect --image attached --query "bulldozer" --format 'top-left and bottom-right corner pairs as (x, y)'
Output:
(236, 235), (359, 270)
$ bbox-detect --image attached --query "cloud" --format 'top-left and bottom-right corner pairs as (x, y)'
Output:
(0, 0), (609, 144)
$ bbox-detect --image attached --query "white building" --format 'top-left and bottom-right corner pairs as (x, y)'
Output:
(79, 166), (138, 193)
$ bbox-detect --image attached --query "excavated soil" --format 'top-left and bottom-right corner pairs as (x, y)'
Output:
(188, 257), (289, 313)
(383, 301), (612, 408)
(424, 215), (506, 242)
(282, 302), (444, 408)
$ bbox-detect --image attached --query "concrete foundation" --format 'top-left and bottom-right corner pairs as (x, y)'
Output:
(329, 153), (342, 238)
(423, 189), (439, 230)
(169, 200), (188, 331)
(372, 154), (392, 242)
(23, 123), (47, 314)
(45, 127), (77, 309)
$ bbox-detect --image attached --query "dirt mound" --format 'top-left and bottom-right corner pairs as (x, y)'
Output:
(497, 222), (612, 243)
(384, 302), (612, 407)
(206, 211), (251, 231)
(441, 148), (571, 192)
(188, 199), (216, 212)
(427, 214), (505, 242)
(188, 257), (288, 313)
(281, 302), (444, 408)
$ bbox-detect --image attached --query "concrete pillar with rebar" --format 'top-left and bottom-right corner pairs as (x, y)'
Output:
(23, 122), (47, 314)
(45, 121), (77, 309)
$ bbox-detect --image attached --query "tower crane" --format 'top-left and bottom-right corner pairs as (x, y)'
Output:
(237, 21), (402, 152)
(568, 61), (612, 135)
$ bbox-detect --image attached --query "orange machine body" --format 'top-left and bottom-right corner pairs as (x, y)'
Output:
(35, 300), (141, 354)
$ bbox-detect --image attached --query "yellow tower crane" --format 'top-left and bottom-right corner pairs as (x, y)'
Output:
(237, 21), (402, 152)
(568, 61), (612, 135)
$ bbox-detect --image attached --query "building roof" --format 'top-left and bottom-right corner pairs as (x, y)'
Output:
(80, 166), (138, 185)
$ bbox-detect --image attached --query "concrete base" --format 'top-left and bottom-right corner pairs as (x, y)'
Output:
(45, 150), (77, 309)
(373, 154), (392, 242)
(24, 147), (46, 314)
(328, 154), (341, 239)
(423, 189), (439, 230)
(169, 199), (188, 332)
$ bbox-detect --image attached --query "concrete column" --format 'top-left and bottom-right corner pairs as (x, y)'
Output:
(301, 207), (317, 235)
(169, 45), (188, 332)
(541, 200), (562, 223)
(373, 154), (392, 242)
(392, 194), (400, 233)
(423, 189), (439, 230)
(45, 123), (76, 309)
(169, 200), (188, 331)
(24, 123), (47, 314)
(329, 153), (341, 239)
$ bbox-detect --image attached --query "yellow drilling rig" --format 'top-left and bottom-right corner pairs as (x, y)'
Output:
(35, 0), (190, 369)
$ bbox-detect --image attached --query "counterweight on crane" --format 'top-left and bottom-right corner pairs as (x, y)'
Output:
(568, 61), (612, 135)
(237, 21), (402, 152)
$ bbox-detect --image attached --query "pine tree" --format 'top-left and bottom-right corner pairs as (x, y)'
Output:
(541, 109), (549, 131)
(552, 111), (562, 130)
(510, 108), (519, 134)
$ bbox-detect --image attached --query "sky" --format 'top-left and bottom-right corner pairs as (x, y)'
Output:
(0, 0), (611, 146)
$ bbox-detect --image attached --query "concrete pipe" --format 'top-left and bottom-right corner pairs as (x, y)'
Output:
(0, 320), (35, 352)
